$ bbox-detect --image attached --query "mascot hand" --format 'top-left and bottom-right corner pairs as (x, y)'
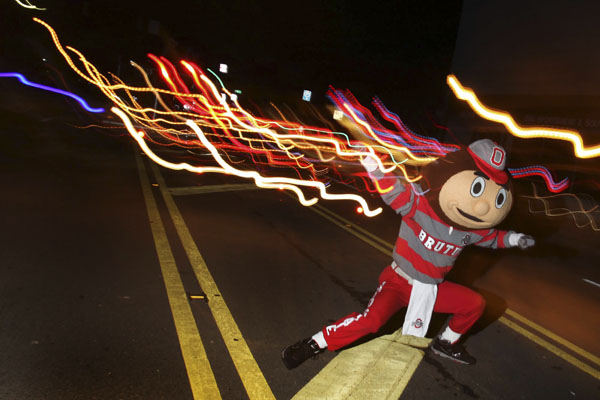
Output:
(360, 154), (379, 173)
(518, 235), (535, 249)
(509, 233), (535, 249)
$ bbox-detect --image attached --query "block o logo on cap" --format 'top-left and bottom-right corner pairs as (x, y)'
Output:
(490, 147), (505, 167)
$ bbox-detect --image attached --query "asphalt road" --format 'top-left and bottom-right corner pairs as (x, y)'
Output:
(1, 94), (599, 399)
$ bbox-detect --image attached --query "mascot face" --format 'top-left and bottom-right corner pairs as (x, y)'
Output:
(438, 170), (513, 229)
(423, 139), (513, 230)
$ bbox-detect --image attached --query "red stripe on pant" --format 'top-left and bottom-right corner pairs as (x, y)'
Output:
(322, 265), (485, 351)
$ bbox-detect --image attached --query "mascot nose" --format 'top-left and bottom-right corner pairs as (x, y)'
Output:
(473, 200), (490, 216)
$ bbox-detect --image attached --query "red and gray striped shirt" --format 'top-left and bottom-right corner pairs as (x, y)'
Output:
(371, 169), (514, 284)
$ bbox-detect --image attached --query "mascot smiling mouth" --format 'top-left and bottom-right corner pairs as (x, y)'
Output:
(456, 208), (484, 223)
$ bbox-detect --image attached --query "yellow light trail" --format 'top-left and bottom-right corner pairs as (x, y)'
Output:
(112, 107), (383, 217)
(373, 179), (394, 194)
(33, 18), (212, 101)
(447, 75), (600, 159)
(14, 0), (45, 10)
(186, 119), (383, 216)
(34, 17), (419, 215)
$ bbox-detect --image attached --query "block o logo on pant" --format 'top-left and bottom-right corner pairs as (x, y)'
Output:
(413, 318), (423, 329)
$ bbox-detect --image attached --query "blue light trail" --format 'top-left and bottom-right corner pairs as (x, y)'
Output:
(0, 72), (105, 113)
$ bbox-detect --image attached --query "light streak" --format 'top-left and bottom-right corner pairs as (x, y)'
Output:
(373, 179), (394, 194)
(34, 17), (424, 165)
(508, 166), (569, 193)
(327, 88), (460, 159)
(186, 119), (383, 216)
(447, 75), (600, 159)
(525, 183), (599, 231)
(189, 58), (418, 182)
(14, 0), (45, 10)
(582, 278), (600, 289)
(34, 13), (582, 223)
(344, 104), (432, 167)
(112, 106), (383, 216)
(35, 18), (501, 216)
(0, 72), (105, 113)
(410, 183), (430, 197)
(328, 88), (437, 163)
(371, 97), (460, 155)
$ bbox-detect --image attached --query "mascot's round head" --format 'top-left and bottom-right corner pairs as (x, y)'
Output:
(423, 139), (513, 230)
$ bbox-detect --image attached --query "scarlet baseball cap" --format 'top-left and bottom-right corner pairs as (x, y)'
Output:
(467, 139), (509, 184)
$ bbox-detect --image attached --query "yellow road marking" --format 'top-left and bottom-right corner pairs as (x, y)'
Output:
(293, 331), (425, 399)
(499, 317), (600, 380)
(151, 164), (275, 400)
(298, 198), (600, 380)
(135, 153), (221, 399)
(169, 184), (259, 196)
(504, 309), (600, 367)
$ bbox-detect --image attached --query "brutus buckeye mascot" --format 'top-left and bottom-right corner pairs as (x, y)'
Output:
(282, 139), (535, 368)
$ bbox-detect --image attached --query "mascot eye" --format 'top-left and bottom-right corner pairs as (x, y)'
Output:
(496, 188), (507, 208)
(470, 176), (486, 197)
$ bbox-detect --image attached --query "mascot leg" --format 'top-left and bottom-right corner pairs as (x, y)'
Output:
(282, 265), (409, 369)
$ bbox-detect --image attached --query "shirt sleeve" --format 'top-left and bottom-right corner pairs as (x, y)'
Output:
(474, 229), (515, 249)
(369, 169), (415, 216)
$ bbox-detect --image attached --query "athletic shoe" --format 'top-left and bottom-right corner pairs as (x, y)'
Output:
(281, 338), (323, 369)
(431, 337), (476, 365)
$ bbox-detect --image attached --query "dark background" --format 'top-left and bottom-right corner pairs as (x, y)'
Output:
(5, 1), (600, 131)
(2, 0), (462, 125)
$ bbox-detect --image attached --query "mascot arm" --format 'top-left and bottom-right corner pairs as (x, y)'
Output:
(360, 154), (414, 216)
(475, 230), (535, 249)
(475, 229), (513, 249)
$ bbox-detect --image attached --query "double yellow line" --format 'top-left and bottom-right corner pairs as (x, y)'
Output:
(305, 199), (600, 380)
(135, 152), (274, 399)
